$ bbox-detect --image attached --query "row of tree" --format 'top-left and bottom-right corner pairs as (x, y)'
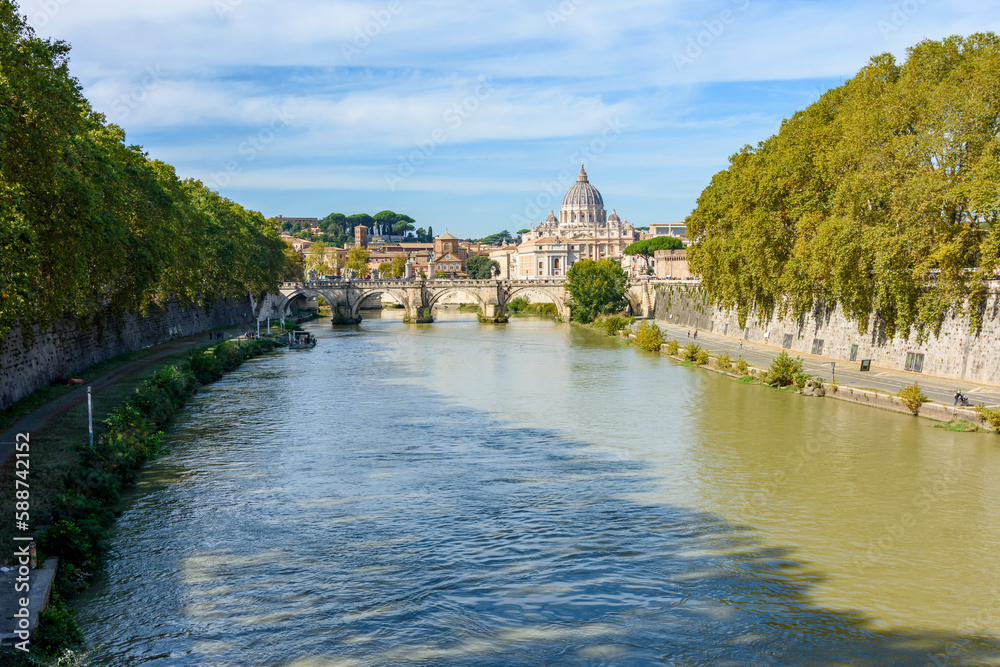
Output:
(686, 34), (1000, 338)
(280, 211), (429, 246)
(0, 2), (296, 346)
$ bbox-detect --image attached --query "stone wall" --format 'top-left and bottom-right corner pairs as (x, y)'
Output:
(653, 283), (1000, 385)
(0, 296), (257, 409)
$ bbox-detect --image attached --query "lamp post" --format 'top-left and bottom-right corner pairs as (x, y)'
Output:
(827, 361), (836, 385)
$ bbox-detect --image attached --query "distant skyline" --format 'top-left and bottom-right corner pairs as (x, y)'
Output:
(22, 0), (999, 238)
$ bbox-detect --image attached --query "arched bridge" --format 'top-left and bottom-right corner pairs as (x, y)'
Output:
(277, 278), (667, 324)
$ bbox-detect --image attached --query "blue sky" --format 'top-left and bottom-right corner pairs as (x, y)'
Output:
(22, 0), (1000, 238)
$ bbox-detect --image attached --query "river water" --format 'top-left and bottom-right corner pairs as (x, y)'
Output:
(75, 312), (1000, 665)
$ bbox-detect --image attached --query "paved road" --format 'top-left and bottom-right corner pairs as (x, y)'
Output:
(653, 320), (1000, 408)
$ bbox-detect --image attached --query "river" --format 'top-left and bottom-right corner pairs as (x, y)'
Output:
(75, 311), (1000, 665)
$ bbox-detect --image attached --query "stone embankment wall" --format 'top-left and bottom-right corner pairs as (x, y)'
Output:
(653, 283), (1000, 385)
(0, 296), (257, 409)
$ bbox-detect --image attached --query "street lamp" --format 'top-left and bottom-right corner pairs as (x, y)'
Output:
(827, 361), (836, 384)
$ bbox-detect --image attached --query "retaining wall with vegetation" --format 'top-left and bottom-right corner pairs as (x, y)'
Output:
(0, 297), (256, 410)
(653, 284), (1000, 386)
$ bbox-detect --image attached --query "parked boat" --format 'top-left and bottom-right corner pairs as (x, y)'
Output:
(288, 331), (316, 349)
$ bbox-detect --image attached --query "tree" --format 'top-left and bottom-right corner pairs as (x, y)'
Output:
(686, 33), (1000, 339)
(480, 230), (511, 245)
(565, 259), (630, 323)
(624, 236), (684, 256)
(346, 246), (370, 276)
(306, 242), (332, 275)
(391, 254), (407, 277)
(466, 255), (500, 279)
(279, 242), (305, 281)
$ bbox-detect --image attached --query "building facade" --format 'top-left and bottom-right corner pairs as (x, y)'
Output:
(516, 166), (638, 279)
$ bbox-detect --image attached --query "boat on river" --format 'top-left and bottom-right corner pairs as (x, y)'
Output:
(287, 331), (316, 349)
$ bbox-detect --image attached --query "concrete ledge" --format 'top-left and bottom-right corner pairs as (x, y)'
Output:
(0, 557), (58, 647)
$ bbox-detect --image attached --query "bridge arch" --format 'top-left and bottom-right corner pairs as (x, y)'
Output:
(275, 287), (324, 317)
(350, 288), (411, 319)
(502, 285), (569, 319)
(426, 287), (488, 313)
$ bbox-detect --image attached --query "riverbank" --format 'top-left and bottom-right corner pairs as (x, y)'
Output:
(0, 329), (289, 665)
(617, 319), (1000, 430)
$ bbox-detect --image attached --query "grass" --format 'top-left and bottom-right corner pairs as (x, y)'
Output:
(738, 375), (759, 384)
(934, 420), (986, 433)
(0, 350), (146, 433)
(0, 342), (207, 561)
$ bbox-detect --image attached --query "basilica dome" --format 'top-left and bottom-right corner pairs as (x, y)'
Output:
(562, 165), (604, 208)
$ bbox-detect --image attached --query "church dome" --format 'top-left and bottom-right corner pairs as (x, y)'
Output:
(546, 210), (558, 223)
(608, 209), (620, 222)
(562, 165), (603, 209)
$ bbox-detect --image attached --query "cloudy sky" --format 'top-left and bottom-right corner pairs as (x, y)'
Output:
(21, 0), (999, 237)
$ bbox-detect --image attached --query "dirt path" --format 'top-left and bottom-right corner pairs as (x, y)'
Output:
(0, 329), (243, 466)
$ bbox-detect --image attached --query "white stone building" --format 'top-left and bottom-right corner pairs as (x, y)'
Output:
(516, 166), (638, 279)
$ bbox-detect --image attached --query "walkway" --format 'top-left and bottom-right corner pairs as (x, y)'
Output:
(654, 320), (1000, 408)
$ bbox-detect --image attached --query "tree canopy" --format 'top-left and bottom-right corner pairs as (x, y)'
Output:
(624, 236), (684, 256)
(687, 34), (1000, 338)
(565, 259), (630, 323)
(466, 255), (500, 279)
(0, 3), (292, 346)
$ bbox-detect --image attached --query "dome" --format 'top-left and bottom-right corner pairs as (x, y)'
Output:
(608, 209), (620, 222)
(546, 210), (559, 223)
(562, 165), (603, 209)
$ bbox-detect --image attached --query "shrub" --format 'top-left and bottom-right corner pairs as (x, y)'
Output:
(735, 355), (749, 375)
(681, 342), (701, 361)
(794, 371), (810, 391)
(33, 604), (84, 659)
(634, 321), (664, 351)
(898, 382), (928, 415)
(600, 314), (631, 336)
(716, 351), (732, 371)
(695, 348), (710, 365)
(766, 351), (804, 387)
(975, 404), (1000, 431)
(664, 339), (679, 355)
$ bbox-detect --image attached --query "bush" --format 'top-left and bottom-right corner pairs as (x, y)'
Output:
(716, 351), (732, 371)
(599, 314), (631, 336)
(898, 382), (928, 415)
(634, 321), (664, 351)
(681, 342), (701, 361)
(695, 348), (710, 365)
(975, 404), (1000, 431)
(735, 355), (749, 375)
(664, 339), (679, 355)
(33, 604), (85, 659)
(794, 371), (810, 390)
(766, 351), (804, 387)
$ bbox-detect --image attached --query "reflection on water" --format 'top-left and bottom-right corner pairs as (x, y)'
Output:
(75, 312), (1000, 665)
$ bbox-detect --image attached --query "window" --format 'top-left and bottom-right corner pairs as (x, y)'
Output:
(904, 352), (925, 373)
(723, 323), (729, 336)
(783, 334), (793, 349)
(811, 338), (824, 355)
(850, 344), (858, 362)
(554, 259), (560, 269)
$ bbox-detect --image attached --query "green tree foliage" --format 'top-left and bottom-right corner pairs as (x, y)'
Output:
(565, 258), (630, 323)
(0, 4), (287, 346)
(634, 320), (664, 351)
(687, 34), (1000, 338)
(766, 351), (804, 387)
(480, 230), (512, 245)
(466, 255), (500, 279)
(624, 236), (684, 256)
(346, 246), (370, 276)
(898, 382), (929, 415)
